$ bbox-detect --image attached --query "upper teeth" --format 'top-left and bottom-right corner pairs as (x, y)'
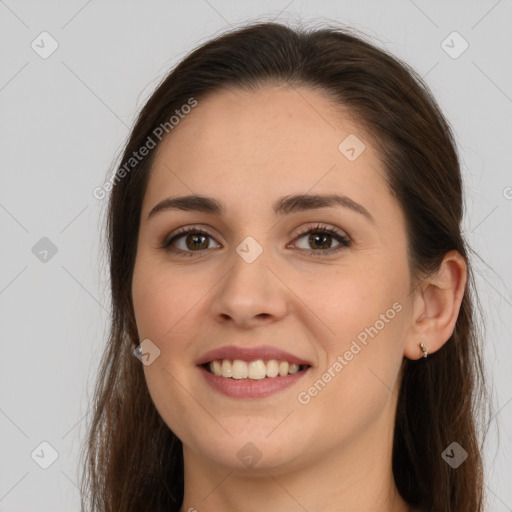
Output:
(208, 359), (303, 380)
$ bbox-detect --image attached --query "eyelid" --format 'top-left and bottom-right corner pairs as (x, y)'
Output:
(292, 222), (351, 243)
(288, 223), (351, 256)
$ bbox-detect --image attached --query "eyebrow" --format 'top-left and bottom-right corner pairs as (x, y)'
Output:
(147, 193), (374, 223)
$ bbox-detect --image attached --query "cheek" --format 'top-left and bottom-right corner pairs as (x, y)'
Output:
(296, 262), (408, 398)
(293, 274), (407, 438)
(132, 256), (207, 441)
(291, 262), (404, 346)
(131, 255), (203, 342)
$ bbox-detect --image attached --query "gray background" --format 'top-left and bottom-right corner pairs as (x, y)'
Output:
(1, 1), (511, 510)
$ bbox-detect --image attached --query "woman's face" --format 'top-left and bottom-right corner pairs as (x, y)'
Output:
(132, 85), (414, 473)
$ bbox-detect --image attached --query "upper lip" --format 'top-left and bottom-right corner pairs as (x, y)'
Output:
(196, 345), (312, 366)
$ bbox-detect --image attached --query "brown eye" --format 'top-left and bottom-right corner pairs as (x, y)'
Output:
(161, 227), (221, 255)
(293, 224), (351, 255)
(160, 223), (351, 258)
(183, 233), (209, 250)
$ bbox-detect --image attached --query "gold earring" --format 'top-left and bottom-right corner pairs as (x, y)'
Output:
(419, 342), (428, 359)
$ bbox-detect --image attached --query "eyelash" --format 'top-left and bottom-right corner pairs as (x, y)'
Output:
(160, 223), (352, 257)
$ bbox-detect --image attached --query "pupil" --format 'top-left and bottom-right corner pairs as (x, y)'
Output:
(187, 234), (208, 250)
(310, 233), (330, 250)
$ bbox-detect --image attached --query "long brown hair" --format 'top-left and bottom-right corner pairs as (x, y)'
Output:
(80, 21), (489, 512)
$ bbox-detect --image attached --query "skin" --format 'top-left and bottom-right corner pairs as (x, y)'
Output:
(131, 85), (467, 512)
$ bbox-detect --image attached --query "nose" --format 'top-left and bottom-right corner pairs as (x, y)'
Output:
(211, 246), (288, 329)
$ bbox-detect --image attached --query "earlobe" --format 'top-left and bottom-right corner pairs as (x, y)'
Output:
(404, 250), (467, 360)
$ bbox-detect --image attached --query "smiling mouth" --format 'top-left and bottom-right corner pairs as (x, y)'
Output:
(202, 359), (311, 380)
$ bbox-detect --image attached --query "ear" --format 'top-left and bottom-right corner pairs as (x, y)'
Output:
(404, 250), (467, 360)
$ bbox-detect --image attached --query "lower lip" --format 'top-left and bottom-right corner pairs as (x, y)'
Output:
(197, 365), (310, 399)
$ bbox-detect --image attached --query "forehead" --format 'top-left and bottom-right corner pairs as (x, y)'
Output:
(144, 86), (393, 221)
(154, 85), (373, 169)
